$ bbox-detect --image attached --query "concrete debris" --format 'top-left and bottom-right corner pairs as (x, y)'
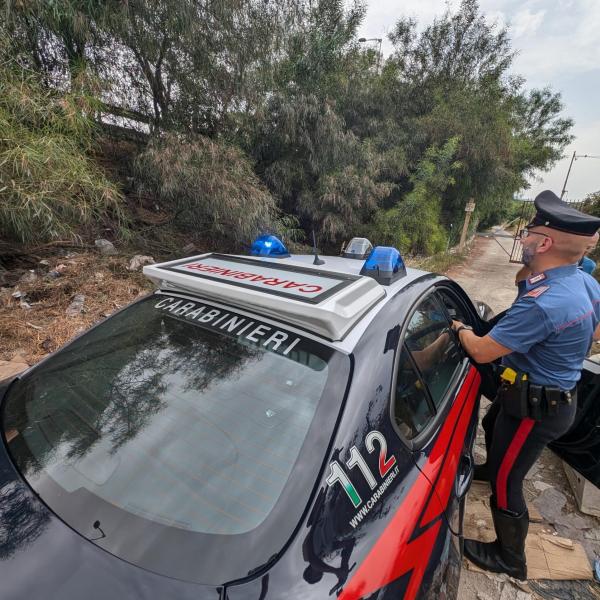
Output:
(0, 355), (29, 380)
(533, 487), (567, 523)
(19, 270), (38, 284)
(524, 463), (539, 480)
(46, 264), (67, 280)
(499, 581), (532, 600)
(554, 513), (591, 532)
(66, 294), (85, 317)
(583, 529), (600, 541)
(533, 481), (553, 492)
(95, 239), (117, 255)
(127, 255), (154, 271)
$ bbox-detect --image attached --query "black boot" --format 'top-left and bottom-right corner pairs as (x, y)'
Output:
(464, 501), (528, 580)
(473, 463), (489, 482)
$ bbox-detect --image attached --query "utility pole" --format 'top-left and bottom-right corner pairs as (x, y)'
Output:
(560, 151), (576, 199)
(459, 199), (476, 251)
(560, 151), (600, 199)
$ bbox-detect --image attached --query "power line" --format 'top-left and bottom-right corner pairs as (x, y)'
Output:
(561, 151), (600, 198)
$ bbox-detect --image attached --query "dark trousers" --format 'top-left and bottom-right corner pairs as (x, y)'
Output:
(481, 397), (576, 513)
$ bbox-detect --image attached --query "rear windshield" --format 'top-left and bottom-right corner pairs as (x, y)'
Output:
(2, 294), (350, 583)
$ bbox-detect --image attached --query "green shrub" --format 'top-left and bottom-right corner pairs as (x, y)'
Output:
(134, 133), (280, 246)
(368, 138), (460, 255)
(0, 57), (125, 244)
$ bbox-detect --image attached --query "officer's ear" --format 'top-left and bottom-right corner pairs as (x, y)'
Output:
(537, 235), (554, 254)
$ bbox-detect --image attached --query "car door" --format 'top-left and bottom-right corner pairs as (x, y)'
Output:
(398, 290), (481, 538)
(550, 357), (600, 487)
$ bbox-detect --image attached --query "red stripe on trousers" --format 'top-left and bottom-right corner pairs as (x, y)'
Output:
(496, 417), (535, 510)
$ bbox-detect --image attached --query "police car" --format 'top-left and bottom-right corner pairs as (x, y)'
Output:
(0, 236), (510, 599)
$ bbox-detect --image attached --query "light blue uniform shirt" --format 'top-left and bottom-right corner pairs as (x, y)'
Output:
(489, 265), (600, 390)
(578, 255), (596, 274)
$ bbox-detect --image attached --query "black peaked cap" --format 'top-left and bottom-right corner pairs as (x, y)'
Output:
(529, 190), (600, 236)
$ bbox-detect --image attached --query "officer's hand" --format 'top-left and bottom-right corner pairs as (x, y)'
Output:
(451, 320), (464, 332)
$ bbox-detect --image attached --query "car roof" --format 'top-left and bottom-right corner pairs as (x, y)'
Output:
(144, 252), (435, 350)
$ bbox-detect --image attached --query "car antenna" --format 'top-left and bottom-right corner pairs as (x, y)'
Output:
(312, 230), (325, 265)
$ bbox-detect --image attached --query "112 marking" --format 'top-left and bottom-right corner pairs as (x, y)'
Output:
(326, 430), (397, 508)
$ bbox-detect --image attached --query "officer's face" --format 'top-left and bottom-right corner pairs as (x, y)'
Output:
(520, 228), (549, 266)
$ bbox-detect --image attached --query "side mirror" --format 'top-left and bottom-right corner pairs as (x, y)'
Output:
(474, 300), (494, 321)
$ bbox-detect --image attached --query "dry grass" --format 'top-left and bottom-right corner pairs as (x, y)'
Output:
(0, 252), (153, 364)
(406, 248), (468, 274)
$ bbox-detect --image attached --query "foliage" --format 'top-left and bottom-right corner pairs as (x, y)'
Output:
(383, 0), (573, 230)
(368, 138), (461, 255)
(133, 133), (278, 246)
(0, 50), (124, 244)
(252, 93), (390, 242)
(582, 190), (600, 218)
(3, 0), (118, 80)
(582, 191), (600, 266)
(1, 0), (576, 255)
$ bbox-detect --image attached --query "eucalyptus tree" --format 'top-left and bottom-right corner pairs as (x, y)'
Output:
(2, 0), (118, 83)
(381, 0), (573, 228)
(104, 0), (301, 133)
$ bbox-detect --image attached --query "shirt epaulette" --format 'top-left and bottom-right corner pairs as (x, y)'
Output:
(523, 285), (550, 299)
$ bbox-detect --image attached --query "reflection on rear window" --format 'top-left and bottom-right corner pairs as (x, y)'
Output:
(4, 296), (331, 536)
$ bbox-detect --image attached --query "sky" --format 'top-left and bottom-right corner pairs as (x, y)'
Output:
(358, 0), (600, 200)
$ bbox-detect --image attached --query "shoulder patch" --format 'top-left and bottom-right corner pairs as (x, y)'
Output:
(528, 273), (547, 285)
(524, 285), (549, 299)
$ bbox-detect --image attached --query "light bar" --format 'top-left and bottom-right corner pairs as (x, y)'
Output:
(143, 253), (386, 340)
(342, 237), (373, 260)
(360, 246), (406, 285)
(250, 234), (289, 258)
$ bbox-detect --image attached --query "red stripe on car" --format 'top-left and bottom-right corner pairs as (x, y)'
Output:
(339, 367), (480, 600)
(420, 369), (481, 526)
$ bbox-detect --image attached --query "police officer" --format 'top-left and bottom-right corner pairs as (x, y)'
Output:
(451, 190), (600, 580)
(578, 232), (598, 274)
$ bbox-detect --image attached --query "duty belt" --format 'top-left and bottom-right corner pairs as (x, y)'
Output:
(498, 368), (575, 421)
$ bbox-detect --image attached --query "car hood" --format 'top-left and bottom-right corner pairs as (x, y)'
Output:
(0, 443), (221, 600)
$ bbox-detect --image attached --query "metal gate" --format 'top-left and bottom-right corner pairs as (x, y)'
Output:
(509, 199), (586, 263)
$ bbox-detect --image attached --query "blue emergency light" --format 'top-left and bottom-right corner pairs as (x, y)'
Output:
(250, 234), (290, 258)
(360, 246), (406, 285)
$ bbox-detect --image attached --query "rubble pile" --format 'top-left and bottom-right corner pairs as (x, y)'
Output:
(0, 243), (153, 364)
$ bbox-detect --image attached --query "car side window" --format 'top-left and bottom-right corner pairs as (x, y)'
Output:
(405, 295), (463, 408)
(437, 288), (471, 323)
(393, 345), (435, 439)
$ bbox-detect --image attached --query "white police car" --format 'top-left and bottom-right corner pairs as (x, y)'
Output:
(0, 236), (498, 599)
